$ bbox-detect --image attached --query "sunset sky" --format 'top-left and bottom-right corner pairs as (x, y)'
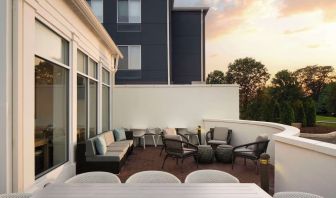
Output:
(175, 0), (336, 76)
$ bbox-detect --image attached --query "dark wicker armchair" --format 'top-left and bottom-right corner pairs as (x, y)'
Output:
(159, 128), (189, 156)
(205, 127), (232, 149)
(232, 135), (270, 173)
(161, 135), (199, 169)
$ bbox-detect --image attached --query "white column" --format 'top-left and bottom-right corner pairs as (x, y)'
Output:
(0, 0), (13, 194)
(98, 59), (103, 133)
(70, 33), (78, 163)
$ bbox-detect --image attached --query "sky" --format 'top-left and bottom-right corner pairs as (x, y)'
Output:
(174, 0), (336, 76)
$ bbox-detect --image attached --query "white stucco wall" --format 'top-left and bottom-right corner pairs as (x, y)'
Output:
(112, 85), (240, 129)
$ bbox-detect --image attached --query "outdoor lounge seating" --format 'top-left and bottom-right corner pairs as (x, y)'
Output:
(125, 171), (181, 183)
(206, 127), (232, 148)
(159, 128), (190, 156)
(65, 172), (121, 183)
(76, 130), (134, 174)
(0, 193), (32, 198)
(232, 135), (270, 173)
(273, 192), (323, 198)
(161, 135), (199, 169)
(184, 170), (240, 183)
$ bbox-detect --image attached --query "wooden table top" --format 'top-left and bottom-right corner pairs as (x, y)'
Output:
(32, 183), (272, 198)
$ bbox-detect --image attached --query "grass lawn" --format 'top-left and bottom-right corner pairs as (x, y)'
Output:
(316, 115), (336, 128)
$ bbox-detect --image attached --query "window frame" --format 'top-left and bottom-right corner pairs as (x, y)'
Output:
(34, 20), (70, 179)
(117, 0), (142, 24)
(117, 45), (142, 71)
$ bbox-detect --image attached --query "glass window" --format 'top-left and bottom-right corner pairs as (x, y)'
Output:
(118, 46), (141, 70)
(77, 50), (87, 74)
(35, 21), (69, 65)
(77, 75), (87, 142)
(88, 0), (104, 23)
(89, 80), (97, 138)
(35, 56), (68, 177)
(88, 58), (98, 79)
(117, 0), (141, 23)
(102, 85), (109, 131)
(102, 68), (110, 85)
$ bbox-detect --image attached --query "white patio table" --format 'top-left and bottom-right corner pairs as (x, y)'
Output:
(32, 183), (272, 198)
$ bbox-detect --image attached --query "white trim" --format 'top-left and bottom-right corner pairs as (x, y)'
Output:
(167, 0), (171, 85)
(116, 0), (142, 24)
(0, 0), (13, 193)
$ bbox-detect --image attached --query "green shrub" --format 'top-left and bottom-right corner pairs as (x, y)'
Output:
(280, 102), (295, 125)
(291, 100), (307, 126)
(272, 101), (281, 122)
(304, 99), (316, 127)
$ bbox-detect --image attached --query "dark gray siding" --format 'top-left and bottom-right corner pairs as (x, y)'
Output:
(171, 11), (203, 84)
(103, 0), (169, 84)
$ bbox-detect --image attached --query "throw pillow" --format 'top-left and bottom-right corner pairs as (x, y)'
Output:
(95, 136), (107, 155)
(114, 128), (126, 141)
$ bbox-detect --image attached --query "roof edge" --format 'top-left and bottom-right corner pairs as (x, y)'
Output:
(70, 0), (123, 58)
(173, 7), (210, 15)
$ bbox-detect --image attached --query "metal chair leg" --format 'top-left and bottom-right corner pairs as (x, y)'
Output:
(161, 154), (169, 169)
(152, 135), (157, 147)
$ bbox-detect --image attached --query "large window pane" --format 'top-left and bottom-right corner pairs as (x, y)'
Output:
(118, 46), (128, 70)
(77, 50), (87, 74)
(89, 80), (97, 138)
(102, 68), (110, 85)
(118, 0), (129, 23)
(89, 0), (104, 23)
(102, 85), (110, 131)
(129, 46), (141, 70)
(35, 57), (68, 177)
(77, 75), (87, 142)
(129, 0), (141, 23)
(35, 21), (69, 65)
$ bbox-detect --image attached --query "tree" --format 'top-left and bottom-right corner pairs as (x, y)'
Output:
(291, 100), (306, 126)
(280, 102), (295, 125)
(270, 70), (303, 102)
(326, 83), (336, 115)
(319, 82), (336, 115)
(304, 98), (316, 127)
(294, 65), (335, 101)
(206, 70), (226, 84)
(226, 57), (270, 111)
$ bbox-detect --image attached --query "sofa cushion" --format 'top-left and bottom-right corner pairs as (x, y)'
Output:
(107, 145), (128, 154)
(113, 128), (126, 141)
(213, 127), (229, 141)
(208, 140), (227, 145)
(87, 151), (124, 162)
(104, 131), (115, 145)
(94, 136), (107, 155)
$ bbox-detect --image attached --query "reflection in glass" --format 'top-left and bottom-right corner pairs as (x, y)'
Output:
(77, 75), (87, 142)
(88, 59), (97, 79)
(35, 56), (68, 177)
(102, 68), (110, 85)
(77, 50), (87, 74)
(102, 85), (110, 131)
(89, 80), (97, 138)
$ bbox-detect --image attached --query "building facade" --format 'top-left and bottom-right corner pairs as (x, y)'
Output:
(88, 0), (208, 84)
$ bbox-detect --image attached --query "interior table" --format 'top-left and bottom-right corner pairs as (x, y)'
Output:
(32, 183), (272, 198)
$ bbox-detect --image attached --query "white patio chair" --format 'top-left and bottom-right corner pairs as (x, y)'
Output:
(126, 171), (181, 183)
(65, 172), (121, 183)
(0, 193), (32, 198)
(185, 170), (239, 183)
(273, 192), (323, 198)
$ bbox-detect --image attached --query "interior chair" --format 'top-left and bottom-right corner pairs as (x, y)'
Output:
(232, 135), (270, 173)
(185, 170), (239, 183)
(0, 194), (32, 198)
(161, 135), (198, 169)
(159, 128), (189, 156)
(205, 127), (232, 149)
(125, 171), (181, 183)
(177, 128), (200, 145)
(273, 192), (323, 198)
(65, 171), (121, 183)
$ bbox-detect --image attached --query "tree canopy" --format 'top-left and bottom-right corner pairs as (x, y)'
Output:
(226, 57), (270, 110)
(206, 70), (225, 84)
(270, 70), (303, 101)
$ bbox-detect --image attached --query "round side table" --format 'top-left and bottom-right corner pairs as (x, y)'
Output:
(196, 145), (214, 163)
(215, 145), (233, 163)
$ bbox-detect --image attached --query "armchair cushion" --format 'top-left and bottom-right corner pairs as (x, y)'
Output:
(252, 135), (268, 151)
(104, 131), (115, 145)
(164, 128), (177, 136)
(213, 127), (229, 141)
(208, 140), (227, 145)
(113, 128), (126, 141)
(94, 136), (107, 155)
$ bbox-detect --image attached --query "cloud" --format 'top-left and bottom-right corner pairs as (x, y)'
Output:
(307, 44), (321, 49)
(283, 27), (311, 35)
(279, 0), (336, 22)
